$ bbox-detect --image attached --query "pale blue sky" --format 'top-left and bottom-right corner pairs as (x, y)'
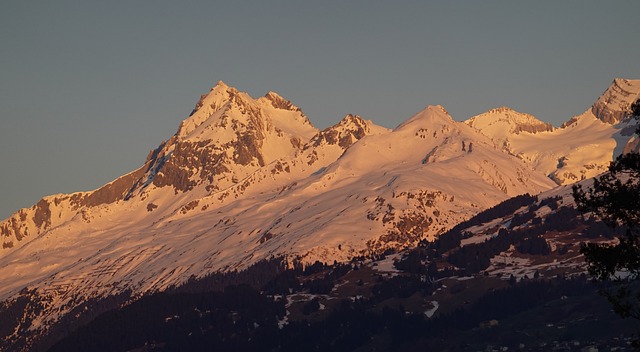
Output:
(1, 1), (639, 219)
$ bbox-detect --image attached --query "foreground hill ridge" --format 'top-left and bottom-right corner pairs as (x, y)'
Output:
(0, 78), (639, 351)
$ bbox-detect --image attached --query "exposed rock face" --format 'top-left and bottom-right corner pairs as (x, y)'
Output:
(125, 82), (318, 196)
(308, 114), (370, 150)
(196, 113), (387, 205)
(512, 122), (554, 134)
(148, 135), (265, 194)
(591, 78), (640, 124)
(85, 167), (149, 205)
(264, 91), (306, 116)
(0, 164), (151, 247)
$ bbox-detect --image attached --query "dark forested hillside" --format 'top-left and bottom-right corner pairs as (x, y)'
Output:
(49, 265), (634, 351)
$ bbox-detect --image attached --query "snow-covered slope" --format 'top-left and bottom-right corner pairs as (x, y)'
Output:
(509, 110), (637, 184)
(465, 79), (640, 185)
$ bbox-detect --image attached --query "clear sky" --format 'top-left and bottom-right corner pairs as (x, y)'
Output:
(1, 1), (639, 219)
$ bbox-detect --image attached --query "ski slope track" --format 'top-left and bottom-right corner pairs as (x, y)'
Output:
(0, 78), (638, 343)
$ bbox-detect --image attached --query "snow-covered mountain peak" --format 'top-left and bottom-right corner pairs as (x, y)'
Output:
(333, 114), (384, 134)
(178, 81), (239, 139)
(320, 114), (370, 136)
(306, 114), (389, 151)
(174, 81), (317, 142)
(465, 106), (554, 139)
(591, 78), (640, 124)
(394, 105), (455, 132)
(139, 83), (320, 196)
(214, 79), (229, 88)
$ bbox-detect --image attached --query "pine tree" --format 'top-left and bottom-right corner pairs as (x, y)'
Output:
(572, 98), (640, 323)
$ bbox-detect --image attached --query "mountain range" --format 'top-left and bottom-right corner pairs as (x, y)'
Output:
(1, 78), (639, 351)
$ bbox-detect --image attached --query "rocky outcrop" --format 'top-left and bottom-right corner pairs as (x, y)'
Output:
(264, 91), (306, 116)
(0, 163), (151, 246)
(591, 78), (640, 124)
(623, 136), (640, 154)
(307, 114), (370, 150)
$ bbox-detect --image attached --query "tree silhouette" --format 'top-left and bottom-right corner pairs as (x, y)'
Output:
(572, 98), (640, 326)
